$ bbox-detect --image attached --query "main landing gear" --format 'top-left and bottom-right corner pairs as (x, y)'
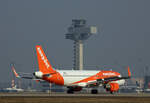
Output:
(91, 89), (98, 94)
(67, 87), (74, 94)
(67, 87), (99, 94)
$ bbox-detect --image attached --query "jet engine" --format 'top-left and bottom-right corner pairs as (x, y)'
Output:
(105, 83), (119, 93)
(33, 71), (43, 78)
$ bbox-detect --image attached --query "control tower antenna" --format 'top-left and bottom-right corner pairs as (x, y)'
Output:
(65, 19), (97, 70)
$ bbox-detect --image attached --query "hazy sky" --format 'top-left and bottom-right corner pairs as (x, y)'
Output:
(0, 0), (150, 82)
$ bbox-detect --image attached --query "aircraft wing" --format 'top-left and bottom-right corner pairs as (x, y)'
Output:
(97, 76), (130, 84)
(71, 67), (131, 88)
(97, 66), (131, 84)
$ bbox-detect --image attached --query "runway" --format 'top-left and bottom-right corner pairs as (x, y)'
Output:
(0, 93), (150, 103)
(0, 92), (150, 97)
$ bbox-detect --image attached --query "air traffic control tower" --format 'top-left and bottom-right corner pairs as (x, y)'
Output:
(65, 19), (97, 70)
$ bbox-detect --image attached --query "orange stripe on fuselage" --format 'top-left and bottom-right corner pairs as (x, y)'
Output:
(72, 71), (120, 84)
(43, 72), (64, 85)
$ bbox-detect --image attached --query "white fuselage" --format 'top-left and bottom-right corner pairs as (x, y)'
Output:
(58, 70), (99, 86)
(57, 70), (125, 86)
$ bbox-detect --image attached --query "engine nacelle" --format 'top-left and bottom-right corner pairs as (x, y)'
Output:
(105, 83), (119, 92)
(33, 71), (43, 78)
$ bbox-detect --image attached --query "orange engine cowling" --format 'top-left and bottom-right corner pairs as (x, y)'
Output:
(109, 83), (119, 92)
(106, 83), (119, 92)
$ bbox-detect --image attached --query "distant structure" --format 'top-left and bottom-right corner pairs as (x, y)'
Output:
(65, 19), (97, 70)
(144, 66), (150, 89)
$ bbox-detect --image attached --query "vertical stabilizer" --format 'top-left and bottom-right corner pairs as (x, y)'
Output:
(12, 65), (20, 78)
(128, 66), (131, 77)
(36, 45), (56, 74)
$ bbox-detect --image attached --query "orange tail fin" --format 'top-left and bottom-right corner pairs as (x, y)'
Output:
(36, 45), (56, 74)
(128, 66), (131, 77)
(11, 65), (20, 78)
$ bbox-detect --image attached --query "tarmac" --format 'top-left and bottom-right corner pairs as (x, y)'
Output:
(0, 92), (150, 97)
(0, 92), (150, 103)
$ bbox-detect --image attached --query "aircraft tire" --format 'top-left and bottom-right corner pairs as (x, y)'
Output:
(91, 89), (98, 94)
(67, 89), (74, 94)
(110, 91), (113, 94)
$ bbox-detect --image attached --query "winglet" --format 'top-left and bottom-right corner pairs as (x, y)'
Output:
(128, 66), (131, 77)
(11, 66), (20, 78)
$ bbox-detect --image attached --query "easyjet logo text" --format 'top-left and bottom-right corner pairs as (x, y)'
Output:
(103, 73), (115, 76)
(37, 47), (50, 69)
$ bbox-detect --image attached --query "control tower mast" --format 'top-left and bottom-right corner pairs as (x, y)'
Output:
(65, 19), (97, 70)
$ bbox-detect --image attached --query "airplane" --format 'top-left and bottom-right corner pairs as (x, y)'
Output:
(12, 45), (131, 94)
